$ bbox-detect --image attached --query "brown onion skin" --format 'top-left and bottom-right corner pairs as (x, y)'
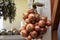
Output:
(27, 9), (34, 13)
(20, 30), (28, 37)
(35, 23), (38, 26)
(30, 20), (36, 24)
(28, 14), (35, 21)
(26, 24), (34, 32)
(46, 20), (51, 26)
(40, 28), (47, 34)
(45, 26), (49, 29)
(23, 12), (29, 20)
(26, 35), (32, 40)
(38, 20), (45, 28)
(35, 14), (40, 18)
(24, 23), (28, 27)
(19, 25), (26, 32)
(28, 13), (36, 24)
(30, 31), (37, 38)
(35, 13), (40, 22)
(41, 16), (47, 22)
(35, 25), (40, 31)
(25, 19), (30, 24)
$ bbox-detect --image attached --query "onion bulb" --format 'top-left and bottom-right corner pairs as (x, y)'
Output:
(35, 13), (40, 22)
(46, 20), (51, 26)
(23, 12), (29, 20)
(19, 25), (26, 32)
(25, 19), (30, 23)
(38, 20), (45, 27)
(28, 14), (35, 21)
(35, 25), (40, 31)
(35, 23), (38, 26)
(30, 31), (37, 38)
(20, 30), (28, 37)
(26, 24), (34, 32)
(26, 35), (32, 40)
(45, 26), (49, 29)
(41, 16), (47, 22)
(40, 28), (47, 34)
(27, 9), (34, 13)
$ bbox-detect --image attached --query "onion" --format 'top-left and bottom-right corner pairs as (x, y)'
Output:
(45, 26), (49, 29)
(41, 16), (47, 22)
(30, 31), (37, 38)
(20, 30), (28, 37)
(46, 20), (51, 26)
(35, 25), (40, 31)
(40, 28), (47, 34)
(28, 14), (36, 24)
(19, 25), (26, 32)
(35, 13), (40, 18)
(35, 23), (38, 26)
(24, 23), (28, 27)
(25, 19), (30, 24)
(27, 9), (34, 13)
(28, 14), (35, 21)
(35, 13), (40, 22)
(26, 35), (32, 40)
(30, 20), (36, 24)
(38, 20), (45, 27)
(26, 24), (34, 32)
(23, 12), (29, 20)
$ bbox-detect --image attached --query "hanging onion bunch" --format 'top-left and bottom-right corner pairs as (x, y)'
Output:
(19, 9), (52, 40)
(2, 0), (16, 23)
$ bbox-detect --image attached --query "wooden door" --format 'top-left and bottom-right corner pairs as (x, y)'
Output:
(51, 0), (59, 31)
(51, 0), (60, 40)
(51, 0), (55, 15)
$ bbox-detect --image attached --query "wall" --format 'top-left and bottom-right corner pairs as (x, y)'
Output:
(3, 0), (28, 30)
